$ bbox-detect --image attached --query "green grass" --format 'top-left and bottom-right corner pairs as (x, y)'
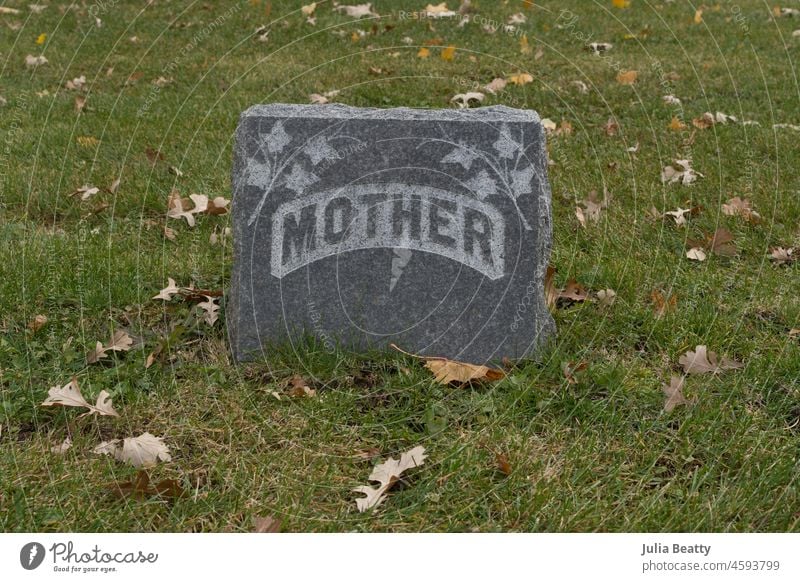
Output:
(1, 0), (799, 532)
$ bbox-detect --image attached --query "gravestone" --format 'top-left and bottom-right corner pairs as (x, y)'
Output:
(228, 104), (555, 364)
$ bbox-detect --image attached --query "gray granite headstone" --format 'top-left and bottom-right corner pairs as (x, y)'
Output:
(228, 104), (555, 364)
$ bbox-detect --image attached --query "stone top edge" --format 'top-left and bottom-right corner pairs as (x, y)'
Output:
(240, 103), (542, 124)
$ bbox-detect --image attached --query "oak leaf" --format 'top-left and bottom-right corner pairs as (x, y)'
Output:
(352, 445), (427, 511)
(94, 432), (171, 468)
(678, 345), (743, 375)
(663, 376), (693, 412)
(41, 378), (120, 417)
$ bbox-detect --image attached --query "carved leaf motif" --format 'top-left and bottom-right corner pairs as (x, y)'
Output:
(492, 124), (521, 159)
(304, 135), (339, 165)
(245, 158), (272, 189)
(509, 165), (535, 197)
(441, 145), (479, 170)
(464, 169), (498, 200)
(266, 121), (291, 154)
(284, 163), (319, 195)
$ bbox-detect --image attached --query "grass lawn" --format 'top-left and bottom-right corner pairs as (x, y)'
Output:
(1, 0), (799, 532)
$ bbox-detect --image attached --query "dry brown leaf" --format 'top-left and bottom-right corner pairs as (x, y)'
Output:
(27, 314), (48, 332)
(287, 375), (316, 397)
(769, 247), (795, 265)
(74, 95), (86, 113)
(391, 344), (504, 385)
(562, 361), (588, 384)
(153, 278), (181, 301)
(334, 3), (378, 18)
(686, 247), (707, 261)
(352, 445), (427, 511)
(253, 515), (282, 532)
(678, 345), (743, 375)
(651, 290), (677, 318)
(722, 197), (760, 222)
(88, 330), (134, 364)
(558, 279), (589, 303)
(108, 470), (185, 501)
(41, 378), (120, 417)
(596, 288), (617, 307)
(544, 265), (557, 310)
(616, 70), (638, 85)
(94, 432), (171, 468)
(669, 116), (687, 131)
(495, 452), (512, 476)
(662, 159), (703, 185)
(507, 72), (533, 86)
(440, 45), (456, 61)
(51, 437), (73, 454)
(484, 77), (507, 94)
(663, 375), (693, 412)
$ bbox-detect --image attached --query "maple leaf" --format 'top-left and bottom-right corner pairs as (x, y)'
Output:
(266, 120), (291, 154)
(663, 376), (693, 412)
(41, 378), (120, 417)
(94, 432), (172, 468)
(352, 446), (427, 512)
(464, 169), (499, 200)
(442, 144), (479, 170)
(153, 278), (181, 301)
(391, 344), (505, 385)
(334, 3), (378, 18)
(769, 247), (795, 265)
(284, 163), (319, 195)
(678, 345), (744, 375)
(492, 124), (521, 159)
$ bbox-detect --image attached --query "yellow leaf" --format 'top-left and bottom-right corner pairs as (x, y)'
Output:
(520, 34), (532, 55)
(77, 136), (99, 147)
(507, 72), (533, 85)
(616, 70), (638, 85)
(417, 47), (431, 58)
(391, 344), (505, 385)
(350, 31), (360, 42)
(440, 45), (456, 61)
(669, 116), (686, 131)
(612, 0), (630, 8)
(35, 33), (46, 45)
(694, 9), (703, 24)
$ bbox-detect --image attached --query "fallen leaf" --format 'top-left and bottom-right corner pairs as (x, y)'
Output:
(391, 344), (504, 385)
(301, 2), (316, 16)
(27, 314), (48, 332)
(612, 0), (630, 8)
(36, 32), (46, 45)
(74, 95), (86, 113)
(253, 515), (282, 532)
(25, 54), (48, 67)
(65, 75), (86, 90)
(651, 289), (677, 318)
(663, 95), (681, 105)
(197, 296), (220, 326)
(334, 3), (378, 18)
(562, 361), (587, 384)
(661, 159), (703, 185)
(440, 45), (456, 61)
(669, 116), (687, 131)
(450, 92), (484, 109)
(51, 437), (72, 454)
(109, 470), (185, 501)
(663, 376), (693, 412)
(686, 247), (706, 261)
(95, 432), (172, 468)
(495, 452), (512, 476)
(544, 265), (557, 309)
(587, 42), (612, 55)
(678, 345), (743, 375)
(424, 2), (455, 17)
(664, 207), (693, 226)
(616, 70), (638, 85)
(287, 375), (316, 397)
(41, 378), (120, 417)
(519, 34), (531, 55)
(0, 6), (21, 14)
(417, 47), (431, 58)
(352, 445), (427, 511)
(153, 277), (181, 301)
(484, 77), (507, 94)
(558, 279), (589, 303)
(596, 288), (617, 307)
(722, 197), (760, 222)
(694, 9), (703, 24)
(769, 247), (795, 265)
(507, 72), (533, 85)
